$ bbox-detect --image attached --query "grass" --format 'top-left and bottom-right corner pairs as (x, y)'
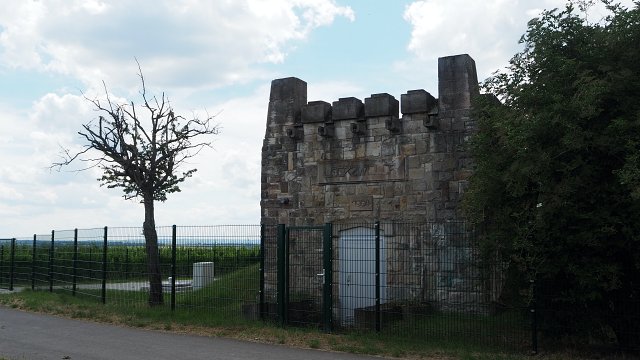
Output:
(0, 265), (622, 360)
(0, 290), (619, 360)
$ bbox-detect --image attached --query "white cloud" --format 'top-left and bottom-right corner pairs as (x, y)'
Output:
(0, 0), (354, 91)
(401, 0), (637, 83)
(402, 0), (541, 81)
(0, 183), (24, 202)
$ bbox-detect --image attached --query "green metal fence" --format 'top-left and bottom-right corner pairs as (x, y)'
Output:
(1, 226), (262, 323)
(2, 222), (638, 353)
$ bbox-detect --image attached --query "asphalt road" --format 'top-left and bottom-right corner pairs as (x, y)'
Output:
(0, 307), (384, 360)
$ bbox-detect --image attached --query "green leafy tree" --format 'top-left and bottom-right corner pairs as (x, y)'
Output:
(54, 66), (219, 306)
(465, 0), (640, 348)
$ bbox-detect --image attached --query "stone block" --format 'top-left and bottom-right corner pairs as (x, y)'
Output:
(438, 54), (479, 112)
(400, 143), (416, 156)
(406, 155), (423, 169)
(368, 118), (386, 129)
(364, 93), (399, 118)
(372, 126), (389, 138)
(408, 166), (424, 179)
(335, 125), (347, 139)
(365, 142), (381, 157)
(268, 77), (307, 125)
(451, 117), (466, 131)
(332, 97), (364, 120)
(367, 185), (382, 196)
(401, 89), (437, 115)
(301, 101), (332, 124)
(349, 195), (374, 211)
(355, 143), (366, 158)
(270, 77), (307, 102)
(381, 139), (397, 157)
(402, 113), (427, 133)
(438, 117), (452, 131)
(343, 148), (355, 160)
(384, 183), (396, 197)
(416, 139), (428, 154)
(408, 179), (427, 192)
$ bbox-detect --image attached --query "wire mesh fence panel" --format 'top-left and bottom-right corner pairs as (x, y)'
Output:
(285, 226), (325, 328)
(59, 228), (107, 302)
(49, 230), (75, 293)
(331, 222), (529, 349)
(32, 234), (51, 290)
(10, 237), (33, 288)
(101, 227), (153, 307)
(0, 239), (11, 289)
(172, 225), (261, 323)
(261, 224), (279, 321)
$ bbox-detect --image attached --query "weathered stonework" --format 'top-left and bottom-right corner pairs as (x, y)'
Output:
(261, 54), (479, 225)
(261, 54), (485, 316)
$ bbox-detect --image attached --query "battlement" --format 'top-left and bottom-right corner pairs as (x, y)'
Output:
(261, 54), (479, 225)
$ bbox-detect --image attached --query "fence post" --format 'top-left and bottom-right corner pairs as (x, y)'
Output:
(101, 226), (108, 304)
(530, 278), (538, 355)
(259, 224), (266, 320)
(49, 230), (55, 292)
(9, 238), (16, 291)
(31, 234), (36, 290)
(0, 246), (4, 289)
(322, 223), (333, 333)
(88, 247), (93, 280)
(374, 221), (381, 332)
(276, 224), (286, 326)
(125, 248), (129, 280)
(72, 229), (78, 296)
(171, 225), (177, 311)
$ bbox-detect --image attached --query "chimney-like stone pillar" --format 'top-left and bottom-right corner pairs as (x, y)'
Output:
(438, 54), (479, 113)
(266, 77), (307, 126)
(262, 77), (307, 225)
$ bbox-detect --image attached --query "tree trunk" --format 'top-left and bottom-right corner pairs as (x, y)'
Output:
(143, 196), (163, 306)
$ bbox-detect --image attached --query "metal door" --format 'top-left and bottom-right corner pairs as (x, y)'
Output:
(339, 226), (386, 326)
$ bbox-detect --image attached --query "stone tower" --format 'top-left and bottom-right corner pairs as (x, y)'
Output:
(261, 54), (479, 226)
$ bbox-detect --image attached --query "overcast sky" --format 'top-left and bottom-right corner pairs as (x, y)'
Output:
(0, 0), (632, 237)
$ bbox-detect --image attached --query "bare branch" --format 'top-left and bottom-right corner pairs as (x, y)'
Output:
(54, 63), (220, 204)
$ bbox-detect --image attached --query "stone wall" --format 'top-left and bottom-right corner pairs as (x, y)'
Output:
(260, 54), (486, 314)
(261, 54), (478, 226)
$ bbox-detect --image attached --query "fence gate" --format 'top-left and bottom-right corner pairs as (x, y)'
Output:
(276, 224), (332, 331)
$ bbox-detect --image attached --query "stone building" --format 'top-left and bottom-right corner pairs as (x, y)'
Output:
(261, 54), (478, 225)
(260, 54), (487, 322)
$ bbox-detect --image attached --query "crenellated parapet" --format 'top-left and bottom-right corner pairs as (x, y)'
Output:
(261, 54), (479, 226)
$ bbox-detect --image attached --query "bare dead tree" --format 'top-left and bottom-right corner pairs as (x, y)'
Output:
(53, 66), (220, 306)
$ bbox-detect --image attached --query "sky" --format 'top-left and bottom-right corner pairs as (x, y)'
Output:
(0, 0), (633, 237)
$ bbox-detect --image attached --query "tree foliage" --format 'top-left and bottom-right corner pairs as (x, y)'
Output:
(465, 0), (640, 347)
(54, 65), (219, 305)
